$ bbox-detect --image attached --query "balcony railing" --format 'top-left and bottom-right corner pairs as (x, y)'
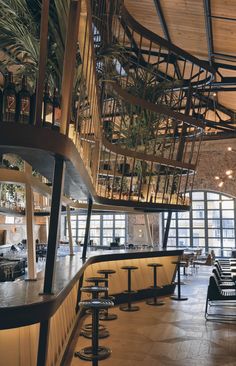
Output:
(0, 0), (215, 210)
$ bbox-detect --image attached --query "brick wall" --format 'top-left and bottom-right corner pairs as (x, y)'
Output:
(193, 137), (236, 196)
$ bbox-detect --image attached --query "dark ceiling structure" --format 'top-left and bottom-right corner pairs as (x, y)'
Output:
(125, 0), (236, 139)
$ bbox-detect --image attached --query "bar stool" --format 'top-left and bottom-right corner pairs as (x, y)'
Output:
(85, 276), (108, 311)
(82, 277), (108, 336)
(97, 269), (117, 321)
(74, 298), (114, 362)
(119, 265), (139, 312)
(171, 260), (188, 301)
(80, 286), (110, 339)
(146, 263), (165, 306)
(86, 276), (109, 287)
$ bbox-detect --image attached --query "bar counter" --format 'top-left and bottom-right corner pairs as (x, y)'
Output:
(0, 248), (183, 366)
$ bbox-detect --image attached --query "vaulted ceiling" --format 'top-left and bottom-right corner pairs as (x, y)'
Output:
(124, 0), (236, 139)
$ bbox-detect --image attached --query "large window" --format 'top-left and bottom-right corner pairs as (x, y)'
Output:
(163, 191), (236, 256)
(65, 213), (127, 246)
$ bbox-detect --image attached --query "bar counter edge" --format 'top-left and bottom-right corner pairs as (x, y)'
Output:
(0, 248), (183, 329)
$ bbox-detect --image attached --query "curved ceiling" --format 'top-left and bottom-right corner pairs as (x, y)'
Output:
(125, 0), (236, 138)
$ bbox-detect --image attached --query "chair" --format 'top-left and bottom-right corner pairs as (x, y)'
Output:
(213, 266), (232, 281)
(205, 276), (236, 320)
(212, 269), (235, 289)
(215, 262), (231, 276)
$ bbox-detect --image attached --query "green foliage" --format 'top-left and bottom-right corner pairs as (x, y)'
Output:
(116, 67), (182, 152)
(0, 0), (79, 92)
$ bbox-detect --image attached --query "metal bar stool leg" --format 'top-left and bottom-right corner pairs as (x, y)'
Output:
(170, 261), (188, 301)
(74, 299), (113, 361)
(146, 263), (165, 306)
(97, 269), (118, 321)
(119, 266), (140, 312)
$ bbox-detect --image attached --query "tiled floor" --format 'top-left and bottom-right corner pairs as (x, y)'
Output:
(67, 266), (236, 366)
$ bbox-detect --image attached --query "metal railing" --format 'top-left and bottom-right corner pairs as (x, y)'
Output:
(0, 0), (215, 209)
(71, 0), (214, 207)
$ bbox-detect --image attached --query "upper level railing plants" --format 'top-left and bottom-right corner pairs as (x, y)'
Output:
(72, 0), (214, 208)
(0, 0), (215, 210)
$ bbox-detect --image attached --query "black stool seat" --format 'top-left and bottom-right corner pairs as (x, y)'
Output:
(121, 265), (138, 270)
(97, 269), (116, 275)
(86, 276), (108, 285)
(146, 262), (165, 306)
(75, 299), (114, 362)
(147, 263), (163, 268)
(81, 286), (108, 294)
(120, 265), (139, 312)
(80, 298), (114, 309)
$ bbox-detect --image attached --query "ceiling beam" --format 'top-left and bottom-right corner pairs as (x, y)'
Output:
(203, 0), (214, 65)
(153, 0), (182, 79)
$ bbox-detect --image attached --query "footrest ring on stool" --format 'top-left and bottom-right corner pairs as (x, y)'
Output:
(74, 345), (111, 361)
(99, 312), (118, 321)
(82, 323), (106, 332)
(119, 304), (139, 312)
(146, 298), (165, 306)
(80, 328), (110, 339)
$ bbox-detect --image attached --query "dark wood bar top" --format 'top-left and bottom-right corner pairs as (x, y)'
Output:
(0, 248), (183, 329)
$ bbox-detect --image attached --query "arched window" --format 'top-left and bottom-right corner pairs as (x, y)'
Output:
(163, 191), (236, 256)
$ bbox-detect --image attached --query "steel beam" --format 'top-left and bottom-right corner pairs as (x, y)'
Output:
(153, 0), (182, 79)
(162, 212), (172, 249)
(82, 197), (93, 260)
(203, 0), (214, 64)
(43, 155), (65, 294)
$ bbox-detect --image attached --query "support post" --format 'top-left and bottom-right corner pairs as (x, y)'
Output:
(66, 204), (74, 256)
(162, 211), (172, 250)
(43, 156), (65, 294)
(37, 156), (65, 366)
(25, 163), (37, 280)
(82, 197), (93, 260)
(163, 88), (193, 250)
(144, 213), (154, 247)
(37, 320), (50, 366)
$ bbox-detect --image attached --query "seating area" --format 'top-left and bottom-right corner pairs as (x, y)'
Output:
(69, 265), (236, 366)
(205, 259), (236, 320)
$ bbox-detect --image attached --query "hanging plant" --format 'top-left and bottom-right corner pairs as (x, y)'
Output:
(0, 0), (81, 93)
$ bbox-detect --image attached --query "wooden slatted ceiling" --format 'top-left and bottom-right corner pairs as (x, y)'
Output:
(124, 0), (164, 38)
(124, 0), (236, 133)
(212, 18), (236, 57)
(124, 0), (236, 62)
(218, 91), (236, 110)
(124, 0), (208, 59)
(158, 0), (209, 59)
(212, 0), (236, 19)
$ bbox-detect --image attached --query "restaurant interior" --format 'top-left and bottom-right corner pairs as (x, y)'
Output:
(1, 0), (236, 365)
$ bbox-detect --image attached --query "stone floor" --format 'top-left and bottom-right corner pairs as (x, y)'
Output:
(67, 266), (236, 366)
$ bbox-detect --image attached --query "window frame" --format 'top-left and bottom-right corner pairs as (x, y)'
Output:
(162, 190), (236, 256)
(65, 213), (127, 246)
